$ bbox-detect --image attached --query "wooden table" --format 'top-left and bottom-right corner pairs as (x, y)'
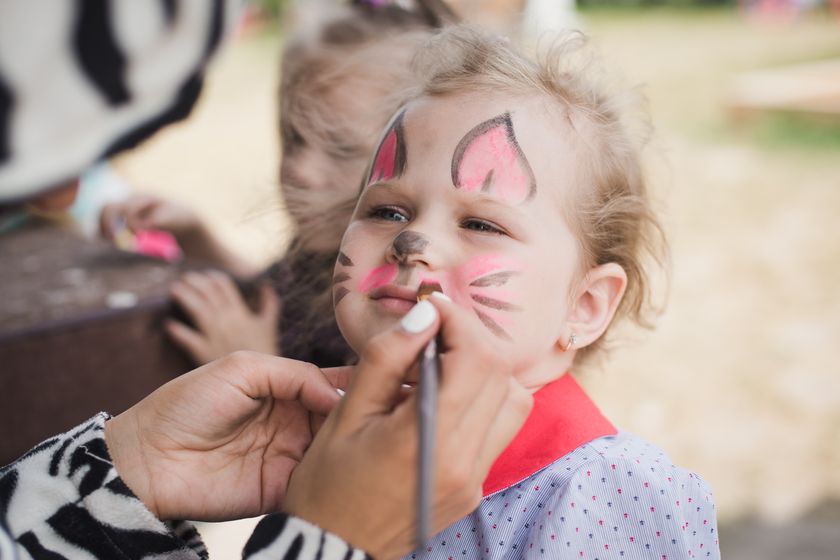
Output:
(0, 220), (194, 465)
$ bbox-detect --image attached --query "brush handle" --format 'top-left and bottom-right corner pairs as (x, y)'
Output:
(416, 337), (439, 549)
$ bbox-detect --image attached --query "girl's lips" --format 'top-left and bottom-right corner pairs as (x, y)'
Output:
(368, 284), (420, 302)
(369, 285), (420, 314)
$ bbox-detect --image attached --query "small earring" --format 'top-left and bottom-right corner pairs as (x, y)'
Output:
(562, 333), (577, 352)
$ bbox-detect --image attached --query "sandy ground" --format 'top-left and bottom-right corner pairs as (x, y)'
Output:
(115, 8), (840, 558)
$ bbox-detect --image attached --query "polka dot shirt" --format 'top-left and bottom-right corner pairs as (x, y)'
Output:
(404, 377), (719, 560)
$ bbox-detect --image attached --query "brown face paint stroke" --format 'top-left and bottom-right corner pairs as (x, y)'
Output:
(474, 308), (512, 341)
(334, 252), (354, 307)
(392, 230), (429, 261)
(333, 286), (350, 307)
(451, 112), (537, 203)
(396, 264), (412, 286)
(469, 271), (519, 287)
(471, 294), (522, 312)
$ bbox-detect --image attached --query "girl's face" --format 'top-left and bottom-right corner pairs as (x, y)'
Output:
(334, 94), (585, 381)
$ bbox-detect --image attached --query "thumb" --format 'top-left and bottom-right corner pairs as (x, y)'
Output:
(342, 300), (439, 419)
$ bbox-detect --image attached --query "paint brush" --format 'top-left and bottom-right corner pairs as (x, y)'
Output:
(416, 281), (442, 549)
(111, 216), (136, 251)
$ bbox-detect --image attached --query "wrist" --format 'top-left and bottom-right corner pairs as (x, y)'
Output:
(104, 411), (159, 518)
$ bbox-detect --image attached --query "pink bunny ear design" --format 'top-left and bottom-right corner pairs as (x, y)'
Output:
(367, 110), (407, 186)
(451, 112), (536, 205)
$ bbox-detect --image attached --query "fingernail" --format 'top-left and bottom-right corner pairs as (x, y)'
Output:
(430, 291), (451, 302)
(401, 300), (437, 334)
(335, 388), (346, 397)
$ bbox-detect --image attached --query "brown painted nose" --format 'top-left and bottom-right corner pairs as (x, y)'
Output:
(390, 230), (429, 263)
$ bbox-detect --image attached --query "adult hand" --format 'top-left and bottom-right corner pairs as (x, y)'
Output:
(104, 352), (348, 522)
(284, 296), (533, 560)
(167, 270), (281, 364)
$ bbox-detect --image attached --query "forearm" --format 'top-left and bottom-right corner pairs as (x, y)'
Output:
(0, 414), (207, 559)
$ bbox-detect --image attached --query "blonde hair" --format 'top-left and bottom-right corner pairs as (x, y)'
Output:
(410, 26), (668, 357)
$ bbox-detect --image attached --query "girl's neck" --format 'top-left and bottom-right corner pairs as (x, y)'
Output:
(515, 350), (576, 394)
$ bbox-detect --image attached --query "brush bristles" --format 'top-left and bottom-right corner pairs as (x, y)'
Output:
(417, 282), (443, 301)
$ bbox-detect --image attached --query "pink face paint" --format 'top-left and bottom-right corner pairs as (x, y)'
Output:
(451, 112), (536, 205)
(439, 253), (525, 340)
(359, 263), (398, 293)
(366, 110), (407, 186)
(458, 254), (524, 286)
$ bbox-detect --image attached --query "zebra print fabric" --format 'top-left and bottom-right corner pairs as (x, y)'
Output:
(0, 413), (371, 559)
(0, 413), (207, 559)
(0, 0), (233, 203)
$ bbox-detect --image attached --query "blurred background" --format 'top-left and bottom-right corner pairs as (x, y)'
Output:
(3, 0), (838, 557)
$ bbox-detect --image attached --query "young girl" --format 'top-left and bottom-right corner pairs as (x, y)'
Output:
(101, 0), (458, 368)
(328, 25), (720, 559)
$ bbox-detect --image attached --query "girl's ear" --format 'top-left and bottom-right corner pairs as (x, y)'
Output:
(562, 263), (627, 350)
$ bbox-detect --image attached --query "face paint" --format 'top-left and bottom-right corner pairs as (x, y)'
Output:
(451, 112), (536, 205)
(470, 293), (521, 312)
(366, 110), (407, 186)
(469, 270), (519, 287)
(474, 309), (513, 341)
(459, 254), (523, 285)
(447, 253), (524, 341)
(333, 253), (355, 308)
(359, 263), (399, 293)
(391, 230), (429, 263)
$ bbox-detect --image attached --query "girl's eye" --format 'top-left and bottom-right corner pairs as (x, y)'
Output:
(370, 206), (409, 223)
(463, 219), (505, 235)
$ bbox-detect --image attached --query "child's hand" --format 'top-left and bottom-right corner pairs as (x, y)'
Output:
(100, 194), (202, 240)
(166, 271), (280, 364)
(100, 195), (260, 277)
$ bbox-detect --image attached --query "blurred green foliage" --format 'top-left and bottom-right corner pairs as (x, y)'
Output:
(253, 0), (289, 20)
(746, 113), (840, 150)
(579, 0), (733, 6)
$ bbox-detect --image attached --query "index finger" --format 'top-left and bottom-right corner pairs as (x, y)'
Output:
(221, 352), (341, 416)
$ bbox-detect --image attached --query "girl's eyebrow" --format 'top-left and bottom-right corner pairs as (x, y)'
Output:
(465, 191), (529, 218)
(357, 179), (406, 200)
(362, 180), (402, 192)
(363, 182), (529, 217)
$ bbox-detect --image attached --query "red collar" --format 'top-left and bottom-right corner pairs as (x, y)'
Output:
(483, 373), (617, 496)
